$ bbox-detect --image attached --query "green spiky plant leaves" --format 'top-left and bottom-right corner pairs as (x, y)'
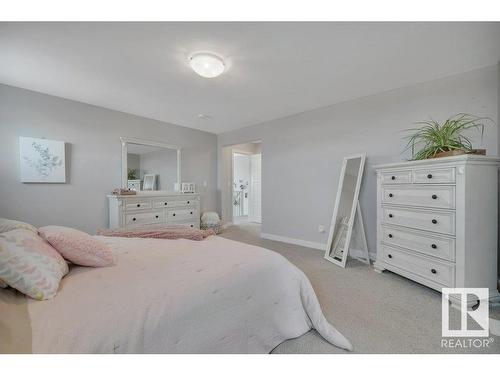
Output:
(403, 113), (490, 160)
(127, 168), (137, 180)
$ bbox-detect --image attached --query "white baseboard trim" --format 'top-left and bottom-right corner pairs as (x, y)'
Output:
(260, 232), (324, 251)
(260, 232), (378, 260)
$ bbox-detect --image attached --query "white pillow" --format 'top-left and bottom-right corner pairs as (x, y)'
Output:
(0, 229), (68, 300)
(0, 218), (37, 234)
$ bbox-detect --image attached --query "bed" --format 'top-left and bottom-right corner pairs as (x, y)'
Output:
(0, 235), (352, 353)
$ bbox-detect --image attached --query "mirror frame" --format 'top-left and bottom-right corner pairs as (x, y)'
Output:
(120, 137), (181, 191)
(324, 153), (366, 268)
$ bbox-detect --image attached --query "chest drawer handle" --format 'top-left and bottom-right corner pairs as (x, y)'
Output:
(190, 224), (194, 228)
(432, 219), (437, 224)
(388, 193), (394, 198)
(187, 201), (190, 204)
(155, 215), (159, 219)
(427, 174), (433, 179)
(173, 213), (176, 217)
(431, 268), (437, 274)
(431, 194), (437, 199)
(132, 217), (136, 221)
(164, 202), (168, 206)
(137, 204), (141, 207)
(391, 176), (396, 180)
(190, 211), (193, 215)
(388, 213), (393, 218)
(388, 233), (393, 238)
(431, 244), (437, 249)
(387, 254), (392, 259)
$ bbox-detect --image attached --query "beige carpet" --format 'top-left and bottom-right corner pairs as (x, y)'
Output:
(219, 223), (500, 354)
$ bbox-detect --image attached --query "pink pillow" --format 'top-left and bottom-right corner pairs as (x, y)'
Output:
(39, 226), (114, 267)
(0, 229), (69, 300)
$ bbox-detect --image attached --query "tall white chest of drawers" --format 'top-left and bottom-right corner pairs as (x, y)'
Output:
(108, 192), (200, 229)
(373, 155), (500, 306)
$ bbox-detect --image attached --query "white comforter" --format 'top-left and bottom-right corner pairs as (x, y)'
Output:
(0, 235), (352, 353)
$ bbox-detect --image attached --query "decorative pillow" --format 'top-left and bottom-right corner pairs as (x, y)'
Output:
(0, 218), (37, 234)
(39, 226), (114, 267)
(0, 229), (69, 300)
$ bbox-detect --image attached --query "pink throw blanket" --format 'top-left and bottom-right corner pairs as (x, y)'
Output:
(97, 225), (215, 241)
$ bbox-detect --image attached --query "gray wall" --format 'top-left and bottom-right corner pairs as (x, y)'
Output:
(218, 65), (499, 258)
(0, 84), (217, 233)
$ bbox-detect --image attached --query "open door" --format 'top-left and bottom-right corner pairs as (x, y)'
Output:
(248, 153), (262, 223)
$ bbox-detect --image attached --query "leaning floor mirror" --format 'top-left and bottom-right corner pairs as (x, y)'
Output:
(324, 153), (370, 268)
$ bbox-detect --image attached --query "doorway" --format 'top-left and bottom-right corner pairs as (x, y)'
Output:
(221, 141), (262, 231)
(232, 151), (261, 225)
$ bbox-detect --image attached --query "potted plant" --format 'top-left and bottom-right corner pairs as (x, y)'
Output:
(403, 113), (490, 160)
(127, 168), (137, 180)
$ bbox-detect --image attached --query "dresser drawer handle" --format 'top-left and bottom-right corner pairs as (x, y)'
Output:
(387, 254), (392, 259)
(431, 244), (437, 249)
(431, 268), (437, 274)
(432, 219), (437, 224)
(155, 215), (159, 219)
(187, 201), (190, 204)
(391, 176), (396, 180)
(173, 213), (176, 217)
(388, 233), (393, 238)
(132, 217), (136, 221)
(427, 174), (433, 179)
(388, 193), (393, 198)
(137, 204), (141, 207)
(190, 224), (194, 228)
(164, 202), (168, 206)
(388, 214), (393, 218)
(431, 194), (437, 200)
(190, 211), (193, 215)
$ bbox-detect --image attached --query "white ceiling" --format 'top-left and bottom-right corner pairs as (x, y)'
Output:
(1, 22), (499, 134)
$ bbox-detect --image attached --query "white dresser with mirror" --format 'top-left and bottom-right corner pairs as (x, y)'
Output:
(108, 192), (200, 229)
(108, 137), (200, 229)
(374, 155), (499, 307)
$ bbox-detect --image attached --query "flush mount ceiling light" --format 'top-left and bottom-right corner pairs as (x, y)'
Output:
(189, 52), (225, 78)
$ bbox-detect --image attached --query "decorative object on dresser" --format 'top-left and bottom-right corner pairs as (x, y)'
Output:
(108, 192), (200, 229)
(181, 182), (196, 193)
(127, 179), (141, 191)
(374, 155), (500, 307)
(324, 154), (370, 268)
(403, 113), (490, 160)
(142, 174), (156, 191)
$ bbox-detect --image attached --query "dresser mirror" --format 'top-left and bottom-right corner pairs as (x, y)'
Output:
(121, 137), (181, 192)
(324, 154), (368, 268)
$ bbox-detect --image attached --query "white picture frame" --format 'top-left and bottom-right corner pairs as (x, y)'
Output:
(19, 136), (66, 183)
(142, 174), (156, 191)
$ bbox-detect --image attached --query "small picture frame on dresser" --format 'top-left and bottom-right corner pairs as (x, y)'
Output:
(143, 174), (156, 191)
(181, 182), (196, 193)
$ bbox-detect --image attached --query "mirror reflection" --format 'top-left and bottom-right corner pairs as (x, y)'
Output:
(125, 143), (179, 191)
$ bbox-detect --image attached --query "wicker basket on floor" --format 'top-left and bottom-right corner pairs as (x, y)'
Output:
(201, 222), (222, 234)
